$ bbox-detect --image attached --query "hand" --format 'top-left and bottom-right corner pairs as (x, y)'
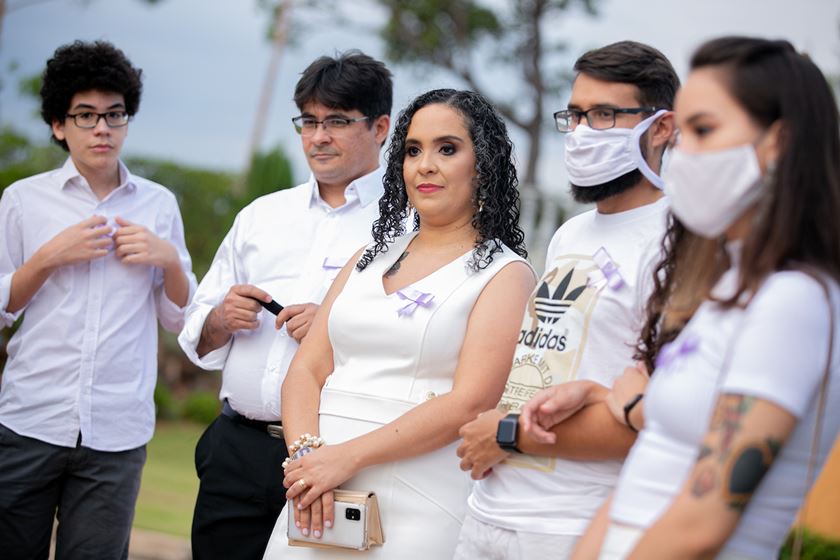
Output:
(605, 362), (650, 426)
(112, 216), (178, 268)
(290, 492), (335, 540)
(276, 303), (319, 342)
(456, 409), (509, 480)
(520, 381), (596, 444)
(283, 444), (359, 537)
(214, 284), (273, 334)
(37, 215), (113, 269)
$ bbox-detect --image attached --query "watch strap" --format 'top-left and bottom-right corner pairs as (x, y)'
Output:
(623, 393), (644, 432)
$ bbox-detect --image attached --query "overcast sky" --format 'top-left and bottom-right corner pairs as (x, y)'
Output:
(1, 0), (838, 194)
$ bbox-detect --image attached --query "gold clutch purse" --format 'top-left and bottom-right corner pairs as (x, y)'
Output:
(287, 490), (384, 551)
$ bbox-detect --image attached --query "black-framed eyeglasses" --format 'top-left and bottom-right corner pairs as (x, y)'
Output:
(292, 115), (369, 136)
(65, 111), (130, 129)
(553, 107), (658, 133)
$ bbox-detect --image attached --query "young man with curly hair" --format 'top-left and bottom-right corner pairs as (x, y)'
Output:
(0, 41), (195, 559)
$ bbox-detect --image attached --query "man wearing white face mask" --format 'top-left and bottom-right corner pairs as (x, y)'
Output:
(454, 41), (678, 559)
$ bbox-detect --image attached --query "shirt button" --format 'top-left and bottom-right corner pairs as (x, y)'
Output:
(425, 391), (437, 401)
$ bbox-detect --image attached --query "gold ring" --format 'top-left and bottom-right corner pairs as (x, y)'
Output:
(298, 478), (307, 489)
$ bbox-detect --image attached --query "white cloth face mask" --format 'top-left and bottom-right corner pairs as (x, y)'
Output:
(564, 109), (668, 189)
(663, 143), (764, 238)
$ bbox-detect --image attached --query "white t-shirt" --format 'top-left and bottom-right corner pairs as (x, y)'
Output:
(467, 197), (669, 535)
(610, 268), (840, 559)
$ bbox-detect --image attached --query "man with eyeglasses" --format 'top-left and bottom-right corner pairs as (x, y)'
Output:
(454, 41), (679, 558)
(0, 41), (196, 559)
(178, 50), (391, 559)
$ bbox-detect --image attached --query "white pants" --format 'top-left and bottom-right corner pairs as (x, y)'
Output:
(600, 524), (643, 559)
(453, 513), (579, 560)
(600, 523), (756, 560)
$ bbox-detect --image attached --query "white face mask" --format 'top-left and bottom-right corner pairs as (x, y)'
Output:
(564, 109), (668, 189)
(663, 143), (764, 238)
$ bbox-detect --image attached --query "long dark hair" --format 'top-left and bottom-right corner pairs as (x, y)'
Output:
(634, 215), (727, 372)
(356, 89), (527, 272)
(636, 37), (840, 370)
(691, 37), (840, 303)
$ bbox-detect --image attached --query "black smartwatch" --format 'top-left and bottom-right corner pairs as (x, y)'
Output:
(496, 413), (522, 453)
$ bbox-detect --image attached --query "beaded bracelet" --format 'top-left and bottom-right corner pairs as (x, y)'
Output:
(288, 433), (325, 456)
(282, 445), (313, 470)
(282, 433), (325, 471)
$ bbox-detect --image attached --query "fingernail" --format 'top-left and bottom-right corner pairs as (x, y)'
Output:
(298, 503), (304, 510)
(325, 520), (332, 528)
(295, 521), (300, 528)
(314, 530), (321, 538)
(302, 528), (309, 536)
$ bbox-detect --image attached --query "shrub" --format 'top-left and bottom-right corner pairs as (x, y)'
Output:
(779, 529), (840, 560)
(153, 383), (180, 421)
(182, 391), (221, 425)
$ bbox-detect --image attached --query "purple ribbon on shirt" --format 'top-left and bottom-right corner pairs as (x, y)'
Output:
(588, 247), (625, 290)
(655, 334), (700, 369)
(322, 256), (346, 279)
(594, 247), (624, 290)
(395, 288), (434, 317)
(322, 256), (345, 271)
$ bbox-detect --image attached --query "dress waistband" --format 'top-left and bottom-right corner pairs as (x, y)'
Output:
(319, 387), (417, 425)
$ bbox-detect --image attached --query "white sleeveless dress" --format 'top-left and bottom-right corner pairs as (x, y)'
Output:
(263, 232), (529, 559)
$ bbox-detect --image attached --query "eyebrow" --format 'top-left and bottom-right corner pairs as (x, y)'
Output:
(71, 102), (126, 111)
(405, 135), (465, 145)
(566, 103), (619, 111)
(300, 112), (354, 119)
(684, 112), (716, 125)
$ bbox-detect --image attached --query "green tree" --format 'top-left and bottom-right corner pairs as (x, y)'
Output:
(244, 144), (294, 201)
(380, 0), (597, 189)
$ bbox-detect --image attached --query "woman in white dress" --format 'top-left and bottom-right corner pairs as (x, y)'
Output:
(263, 89), (536, 558)
(524, 37), (840, 559)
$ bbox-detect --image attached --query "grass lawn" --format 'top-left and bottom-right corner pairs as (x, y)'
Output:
(133, 421), (205, 538)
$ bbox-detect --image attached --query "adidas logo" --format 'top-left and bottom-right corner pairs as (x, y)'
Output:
(534, 268), (586, 324)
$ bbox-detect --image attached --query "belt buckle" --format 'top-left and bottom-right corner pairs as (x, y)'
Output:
(267, 424), (284, 440)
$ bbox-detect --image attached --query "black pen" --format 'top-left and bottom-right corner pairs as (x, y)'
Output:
(249, 296), (284, 316)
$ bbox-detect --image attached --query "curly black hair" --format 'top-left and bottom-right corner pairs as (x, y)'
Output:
(40, 40), (143, 151)
(357, 89), (527, 272)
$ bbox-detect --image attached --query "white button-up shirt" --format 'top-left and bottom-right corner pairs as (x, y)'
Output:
(0, 158), (196, 451)
(178, 168), (384, 421)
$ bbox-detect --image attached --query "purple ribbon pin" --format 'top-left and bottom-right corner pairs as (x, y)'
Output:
(655, 334), (700, 369)
(322, 256), (346, 279)
(590, 247), (625, 290)
(395, 288), (434, 317)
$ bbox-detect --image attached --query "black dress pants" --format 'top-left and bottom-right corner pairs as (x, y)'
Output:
(191, 414), (288, 560)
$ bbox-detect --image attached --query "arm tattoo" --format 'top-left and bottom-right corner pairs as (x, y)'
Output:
(691, 394), (782, 512)
(691, 464), (718, 498)
(384, 251), (409, 278)
(714, 395), (755, 463)
(723, 437), (782, 511)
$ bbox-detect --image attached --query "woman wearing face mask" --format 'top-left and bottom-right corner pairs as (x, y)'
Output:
(262, 89), (535, 558)
(570, 36), (840, 559)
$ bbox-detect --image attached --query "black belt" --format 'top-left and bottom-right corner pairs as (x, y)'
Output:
(221, 400), (284, 439)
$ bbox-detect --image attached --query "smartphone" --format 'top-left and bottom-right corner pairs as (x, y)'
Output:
(287, 499), (367, 550)
(249, 296), (284, 316)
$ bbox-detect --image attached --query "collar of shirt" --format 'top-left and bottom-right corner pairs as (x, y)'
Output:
(306, 166), (384, 211)
(55, 157), (138, 196)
